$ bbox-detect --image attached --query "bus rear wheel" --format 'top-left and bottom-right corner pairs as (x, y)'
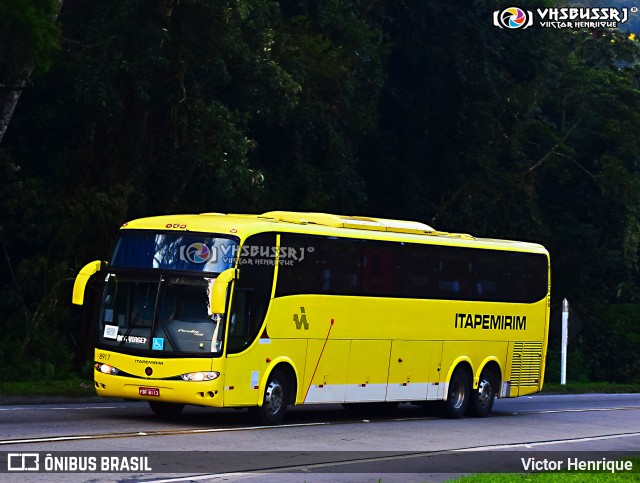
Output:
(250, 368), (289, 425)
(470, 367), (497, 418)
(443, 367), (470, 419)
(148, 401), (185, 418)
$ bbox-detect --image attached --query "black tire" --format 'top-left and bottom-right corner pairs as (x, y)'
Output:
(470, 367), (497, 418)
(443, 367), (471, 419)
(250, 368), (289, 425)
(148, 401), (185, 418)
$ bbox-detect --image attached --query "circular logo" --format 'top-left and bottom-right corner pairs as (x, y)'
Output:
(499, 7), (530, 29)
(185, 243), (211, 263)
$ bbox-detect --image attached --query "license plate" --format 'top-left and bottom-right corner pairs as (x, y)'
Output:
(139, 387), (160, 397)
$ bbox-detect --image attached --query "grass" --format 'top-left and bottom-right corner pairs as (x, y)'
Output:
(451, 473), (637, 482)
(541, 382), (640, 394)
(448, 458), (640, 482)
(0, 377), (95, 398)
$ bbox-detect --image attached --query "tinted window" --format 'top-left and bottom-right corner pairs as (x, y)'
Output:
(111, 231), (238, 274)
(227, 233), (276, 354)
(277, 235), (399, 297)
(361, 242), (399, 296)
(276, 234), (548, 303)
(399, 243), (435, 298)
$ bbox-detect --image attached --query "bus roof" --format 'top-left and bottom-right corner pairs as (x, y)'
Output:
(121, 211), (548, 254)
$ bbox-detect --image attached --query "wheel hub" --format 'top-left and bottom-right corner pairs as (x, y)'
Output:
(264, 380), (283, 414)
(450, 379), (465, 409)
(477, 379), (492, 408)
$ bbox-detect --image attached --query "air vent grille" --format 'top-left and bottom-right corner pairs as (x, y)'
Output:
(511, 341), (543, 386)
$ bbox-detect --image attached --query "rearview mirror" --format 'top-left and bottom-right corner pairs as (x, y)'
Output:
(208, 267), (238, 315)
(72, 260), (107, 305)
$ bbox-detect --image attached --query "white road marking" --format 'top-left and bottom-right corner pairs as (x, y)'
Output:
(0, 404), (638, 445)
(0, 435), (96, 444)
(149, 474), (257, 482)
(0, 405), (122, 411)
(511, 406), (640, 415)
(456, 431), (640, 451)
(139, 431), (640, 482)
(0, 421), (331, 445)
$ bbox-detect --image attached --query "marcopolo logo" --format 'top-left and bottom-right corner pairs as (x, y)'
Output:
(493, 7), (534, 29)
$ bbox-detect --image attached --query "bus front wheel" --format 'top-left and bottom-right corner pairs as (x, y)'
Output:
(148, 401), (185, 418)
(443, 367), (470, 419)
(250, 368), (289, 425)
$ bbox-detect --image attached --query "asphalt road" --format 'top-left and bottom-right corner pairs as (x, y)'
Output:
(1, 393), (639, 482)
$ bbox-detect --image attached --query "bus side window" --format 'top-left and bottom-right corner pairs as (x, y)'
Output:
(276, 234), (323, 296)
(473, 252), (501, 302)
(526, 254), (549, 301)
(227, 233), (275, 354)
(437, 248), (470, 299)
(328, 239), (362, 295)
(227, 289), (253, 353)
(361, 241), (399, 296)
(506, 253), (527, 301)
(398, 243), (436, 298)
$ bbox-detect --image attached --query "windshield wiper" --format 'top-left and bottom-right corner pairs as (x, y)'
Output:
(151, 278), (183, 355)
(118, 278), (158, 348)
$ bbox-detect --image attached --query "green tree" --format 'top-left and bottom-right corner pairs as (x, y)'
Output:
(250, 0), (389, 212)
(0, 0), (303, 378)
(0, 0), (61, 144)
(2, 0), (640, 383)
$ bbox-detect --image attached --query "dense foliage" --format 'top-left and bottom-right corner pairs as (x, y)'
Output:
(1, 0), (640, 383)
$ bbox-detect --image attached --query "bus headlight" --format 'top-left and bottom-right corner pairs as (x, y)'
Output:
(95, 362), (120, 375)
(180, 371), (220, 381)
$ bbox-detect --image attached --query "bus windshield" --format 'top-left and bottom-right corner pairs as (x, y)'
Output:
(98, 274), (224, 356)
(111, 231), (238, 274)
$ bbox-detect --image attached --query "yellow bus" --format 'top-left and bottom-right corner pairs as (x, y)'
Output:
(72, 211), (550, 424)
